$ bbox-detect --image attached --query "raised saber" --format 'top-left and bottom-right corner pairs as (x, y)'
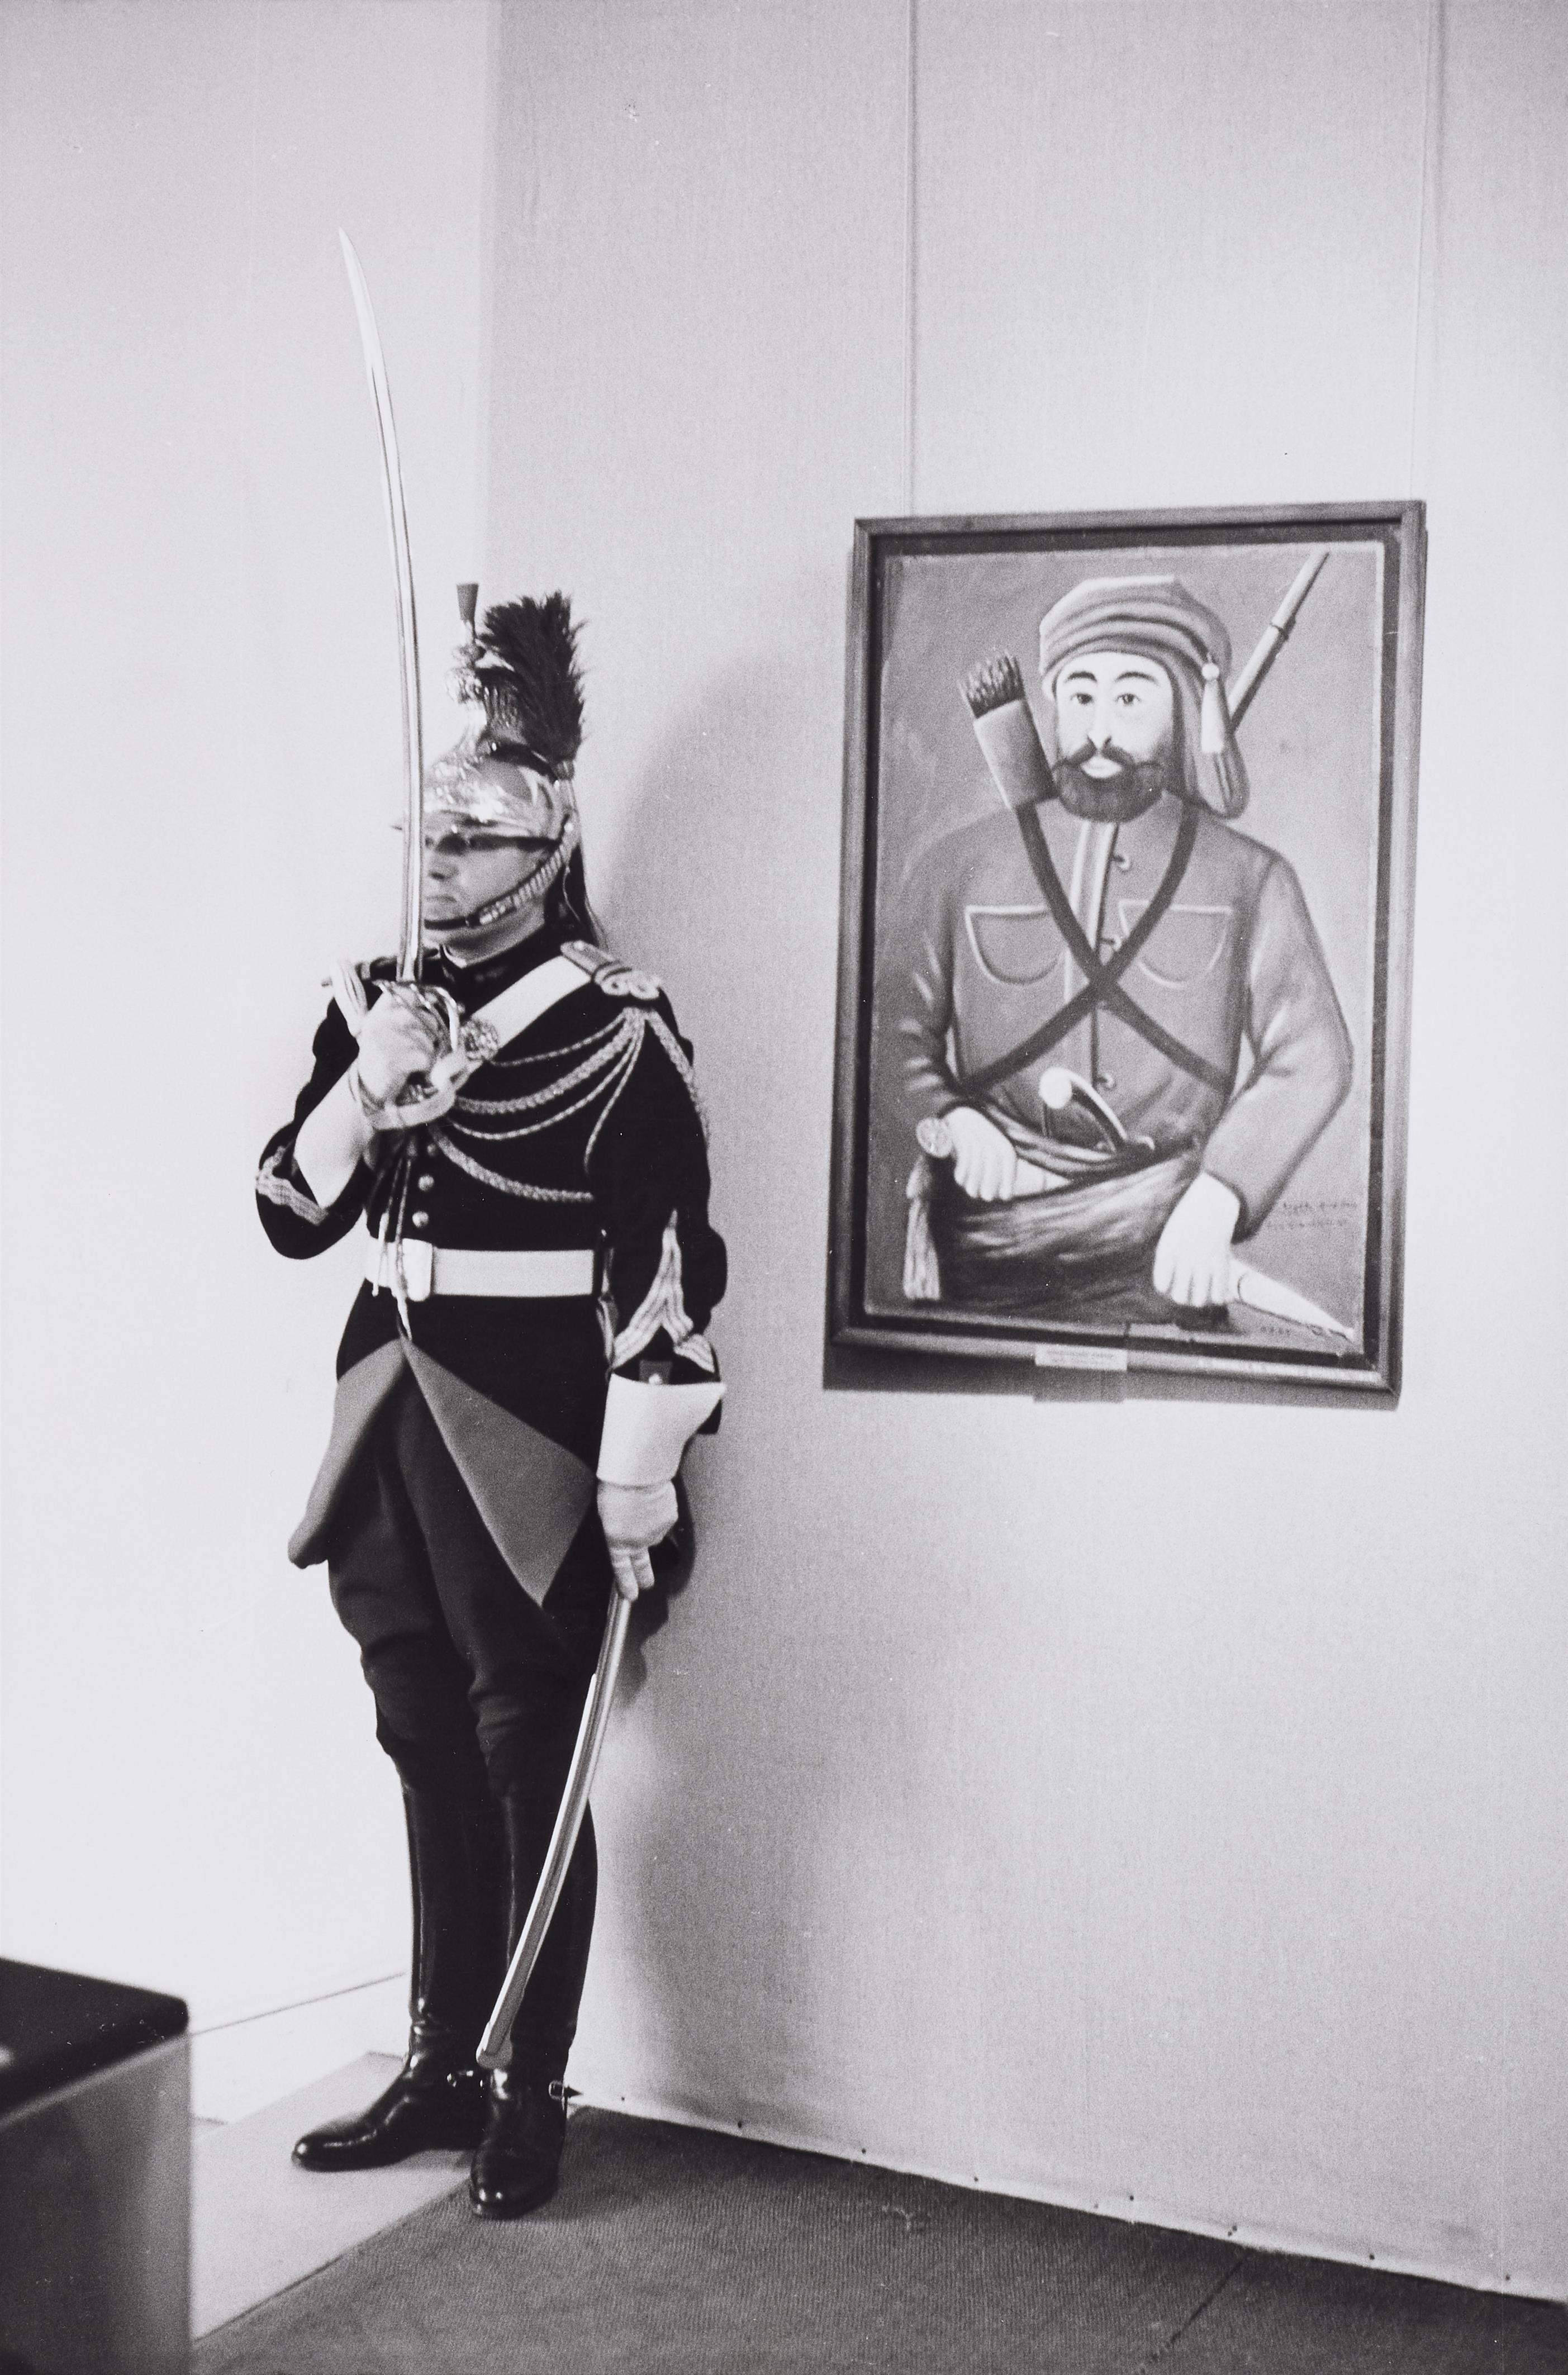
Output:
(337, 231), (636, 2055)
(339, 229), (425, 981)
(478, 1571), (639, 2071)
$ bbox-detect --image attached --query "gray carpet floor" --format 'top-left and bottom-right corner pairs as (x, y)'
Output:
(193, 2107), (1567, 2375)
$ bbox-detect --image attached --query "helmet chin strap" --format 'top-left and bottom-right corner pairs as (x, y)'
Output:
(424, 826), (574, 961)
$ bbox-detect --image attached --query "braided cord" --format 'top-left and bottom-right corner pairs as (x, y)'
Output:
(583, 1025), (647, 1168)
(446, 1033), (643, 1145)
(414, 991), (705, 1203)
(427, 1125), (596, 1202)
(455, 1013), (639, 1115)
(480, 1016), (625, 1071)
(647, 1011), (709, 1137)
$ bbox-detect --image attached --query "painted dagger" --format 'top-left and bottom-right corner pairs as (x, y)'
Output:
(918, 1110), (1353, 1341)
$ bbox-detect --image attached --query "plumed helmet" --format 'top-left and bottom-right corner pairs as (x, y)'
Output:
(1037, 574), (1248, 818)
(425, 588), (585, 843)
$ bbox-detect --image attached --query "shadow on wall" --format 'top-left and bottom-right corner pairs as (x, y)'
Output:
(595, 623), (823, 1722)
(595, 583), (848, 1348)
(602, 630), (831, 1043)
(578, 612), (862, 2100)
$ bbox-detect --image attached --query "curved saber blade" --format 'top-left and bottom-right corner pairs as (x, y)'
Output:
(339, 230), (424, 981)
(477, 1588), (634, 2071)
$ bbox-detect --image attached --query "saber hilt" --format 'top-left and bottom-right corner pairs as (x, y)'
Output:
(1037, 1065), (1127, 1152)
(916, 1112), (1051, 1196)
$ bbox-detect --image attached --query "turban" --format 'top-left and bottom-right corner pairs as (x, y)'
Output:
(1037, 575), (1248, 818)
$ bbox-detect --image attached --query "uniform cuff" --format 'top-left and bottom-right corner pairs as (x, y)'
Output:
(294, 1070), (376, 1205)
(596, 1375), (725, 1485)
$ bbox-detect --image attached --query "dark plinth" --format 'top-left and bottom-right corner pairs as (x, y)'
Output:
(0, 1958), (191, 2375)
(0, 1955), (188, 2115)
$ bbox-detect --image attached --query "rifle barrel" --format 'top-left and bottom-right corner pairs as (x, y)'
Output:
(1227, 547), (1329, 730)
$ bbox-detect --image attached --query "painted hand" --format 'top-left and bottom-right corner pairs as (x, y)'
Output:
(597, 1479), (678, 1600)
(1152, 1172), (1242, 1308)
(945, 1106), (1019, 1202)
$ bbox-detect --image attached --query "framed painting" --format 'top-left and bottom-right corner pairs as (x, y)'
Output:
(828, 503), (1424, 1395)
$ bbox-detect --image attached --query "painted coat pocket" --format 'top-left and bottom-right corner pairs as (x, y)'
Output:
(965, 905), (1067, 986)
(1118, 901), (1233, 990)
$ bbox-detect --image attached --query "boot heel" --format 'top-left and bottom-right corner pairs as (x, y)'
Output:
(467, 2070), (569, 2220)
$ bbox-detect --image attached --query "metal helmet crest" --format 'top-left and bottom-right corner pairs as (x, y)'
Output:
(422, 586), (586, 942)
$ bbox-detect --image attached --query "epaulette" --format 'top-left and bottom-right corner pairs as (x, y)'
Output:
(560, 940), (663, 1005)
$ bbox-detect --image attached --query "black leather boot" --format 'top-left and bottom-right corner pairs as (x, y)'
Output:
(468, 1804), (596, 2219)
(294, 1785), (505, 2172)
(468, 2069), (574, 2220)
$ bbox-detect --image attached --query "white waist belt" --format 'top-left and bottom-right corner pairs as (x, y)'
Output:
(364, 1238), (597, 1302)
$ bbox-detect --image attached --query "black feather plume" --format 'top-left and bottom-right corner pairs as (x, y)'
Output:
(478, 593), (585, 771)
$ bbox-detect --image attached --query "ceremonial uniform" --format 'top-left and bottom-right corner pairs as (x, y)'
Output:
(257, 587), (725, 2216)
(257, 924), (723, 2145)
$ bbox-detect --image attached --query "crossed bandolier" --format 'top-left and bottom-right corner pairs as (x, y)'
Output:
(959, 801), (1230, 1105)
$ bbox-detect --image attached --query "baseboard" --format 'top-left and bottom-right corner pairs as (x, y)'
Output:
(569, 2082), (1566, 2310)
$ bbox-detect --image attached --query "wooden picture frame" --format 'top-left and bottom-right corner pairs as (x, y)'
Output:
(827, 503), (1425, 1395)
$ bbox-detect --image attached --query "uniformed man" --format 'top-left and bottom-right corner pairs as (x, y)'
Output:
(256, 594), (725, 2218)
(890, 575), (1352, 1322)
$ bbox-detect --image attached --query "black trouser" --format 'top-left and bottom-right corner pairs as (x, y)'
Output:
(325, 1370), (609, 2068)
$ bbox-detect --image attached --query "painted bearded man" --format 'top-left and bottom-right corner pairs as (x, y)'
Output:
(893, 575), (1352, 1323)
(256, 596), (724, 2217)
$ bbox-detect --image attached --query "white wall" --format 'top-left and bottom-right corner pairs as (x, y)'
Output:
(3, 0), (1564, 2302)
(1, 0), (493, 2031)
(481, 0), (1566, 2299)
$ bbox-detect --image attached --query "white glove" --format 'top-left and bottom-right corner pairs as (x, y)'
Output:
(597, 1479), (678, 1600)
(352, 989), (476, 1130)
(1152, 1171), (1241, 1307)
(354, 992), (448, 1113)
(944, 1106), (1019, 1202)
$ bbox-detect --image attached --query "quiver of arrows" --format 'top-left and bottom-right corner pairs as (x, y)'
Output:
(960, 652), (1056, 810)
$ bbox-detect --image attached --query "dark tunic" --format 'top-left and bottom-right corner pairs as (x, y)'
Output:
(255, 923), (725, 1794)
(259, 926), (725, 1435)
